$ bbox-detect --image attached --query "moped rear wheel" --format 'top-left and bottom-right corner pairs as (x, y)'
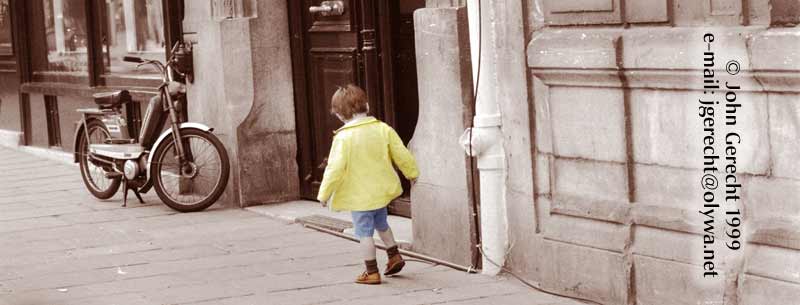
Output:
(150, 129), (230, 212)
(78, 120), (121, 199)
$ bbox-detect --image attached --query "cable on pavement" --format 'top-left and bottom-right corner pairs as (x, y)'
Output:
(303, 223), (478, 274)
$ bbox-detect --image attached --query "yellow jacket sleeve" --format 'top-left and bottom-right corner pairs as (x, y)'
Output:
(317, 135), (349, 202)
(387, 126), (419, 180)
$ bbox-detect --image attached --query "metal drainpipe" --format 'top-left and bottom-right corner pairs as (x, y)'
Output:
(462, 0), (509, 276)
(465, 118), (508, 276)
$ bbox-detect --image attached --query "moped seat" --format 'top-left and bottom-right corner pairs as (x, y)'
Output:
(93, 90), (132, 109)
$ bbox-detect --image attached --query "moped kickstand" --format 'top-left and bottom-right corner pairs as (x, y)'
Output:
(121, 179), (146, 207)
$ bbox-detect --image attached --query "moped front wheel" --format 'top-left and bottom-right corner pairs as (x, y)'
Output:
(78, 120), (121, 199)
(150, 129), (230, 212)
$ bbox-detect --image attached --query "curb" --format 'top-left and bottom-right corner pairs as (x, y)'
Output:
(1, 143), (76, 166)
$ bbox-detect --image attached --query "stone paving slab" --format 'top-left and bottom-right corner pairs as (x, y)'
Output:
(0, 147), (586, 305)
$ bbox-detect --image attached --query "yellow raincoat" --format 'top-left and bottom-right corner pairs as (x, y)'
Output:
(316, 116), (419, 212)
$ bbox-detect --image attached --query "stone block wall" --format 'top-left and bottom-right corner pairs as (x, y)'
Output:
(520, 0), (800, 304)
(182, 0), (299, 207)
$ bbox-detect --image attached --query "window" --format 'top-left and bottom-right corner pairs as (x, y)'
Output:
(0, 0), (12, 55)
(40, 0), (89, 72)
(25, 0), (177, 83)
(101, 0), (166, 75)
(211, 0), (256, 19)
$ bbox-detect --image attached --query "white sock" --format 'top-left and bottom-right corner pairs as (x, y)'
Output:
(377, 227), (397, 249)
(360, 237), (377, 260)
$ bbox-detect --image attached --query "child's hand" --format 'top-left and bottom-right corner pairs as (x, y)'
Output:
(409, 178), (418, 188)
(320, 198), (329, 207)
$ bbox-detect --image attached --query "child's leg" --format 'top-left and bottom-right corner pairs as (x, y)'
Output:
(374, 207), (396, 248)
(351, 210), (381, 284)
(359, 236), (377, 260)
(373, 208), (405, 275)
(352, 211), (379, 262)
(377, 227), (397, 248)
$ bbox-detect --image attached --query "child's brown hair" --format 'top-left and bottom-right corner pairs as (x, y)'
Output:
(331, 84), (368, 120)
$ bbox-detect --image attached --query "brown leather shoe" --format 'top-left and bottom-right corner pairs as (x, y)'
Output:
(355, 271), (381, 285)
(384, 254), (406, 276)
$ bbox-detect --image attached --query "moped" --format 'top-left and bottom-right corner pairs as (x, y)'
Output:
(73, 42), (230, 212)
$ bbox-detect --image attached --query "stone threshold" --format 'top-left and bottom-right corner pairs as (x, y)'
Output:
(246, 200), (414, 250)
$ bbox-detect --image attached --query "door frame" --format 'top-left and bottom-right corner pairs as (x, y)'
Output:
(287, 0), (413, 216)
(287, 0), (314, 198)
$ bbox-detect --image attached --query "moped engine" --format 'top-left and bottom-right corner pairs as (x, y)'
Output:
(122, 154), (148, 181)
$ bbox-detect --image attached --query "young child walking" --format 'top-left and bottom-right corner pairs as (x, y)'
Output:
(316, 84), (419, 285)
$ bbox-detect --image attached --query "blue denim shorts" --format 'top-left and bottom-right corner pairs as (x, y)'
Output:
(351, 207), (390, 238)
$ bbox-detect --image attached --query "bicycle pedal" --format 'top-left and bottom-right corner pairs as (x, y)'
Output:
(104, 172), (123, 179)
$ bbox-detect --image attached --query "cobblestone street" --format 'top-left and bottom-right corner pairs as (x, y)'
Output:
(0, 147), (584, 305)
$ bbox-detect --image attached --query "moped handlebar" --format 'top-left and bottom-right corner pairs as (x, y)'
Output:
(124, 41), (189, 83)
(123, 56), (144, 63)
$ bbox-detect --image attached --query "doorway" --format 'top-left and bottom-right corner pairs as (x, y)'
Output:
(288, 0), (424, 218)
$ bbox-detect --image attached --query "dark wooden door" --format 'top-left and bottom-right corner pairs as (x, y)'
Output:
(290, 0), (423, 217)
(380, 0), (423, 216)
(290, 0), (369, 201)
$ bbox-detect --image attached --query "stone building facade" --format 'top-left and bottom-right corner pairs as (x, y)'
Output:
(516, 0), (800, 304)
(181, 0), (800, 303)
(1, 0), (799, 304)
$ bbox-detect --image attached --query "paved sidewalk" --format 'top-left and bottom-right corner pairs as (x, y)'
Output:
(0, 146), (584, 305)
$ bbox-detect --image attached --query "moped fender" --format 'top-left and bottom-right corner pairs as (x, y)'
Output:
(72, 113), (104, 163)
(146, 123), (214, 179)
(72, 123), (86, 163)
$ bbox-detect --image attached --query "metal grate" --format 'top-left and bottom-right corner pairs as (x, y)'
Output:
(296, 214), (353, 232)
(125, 101), (142, 140)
